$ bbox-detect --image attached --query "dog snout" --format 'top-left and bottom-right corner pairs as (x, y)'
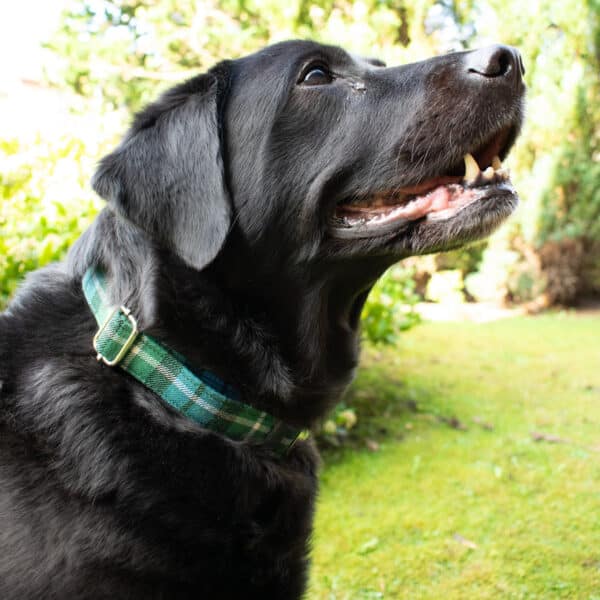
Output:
(465, 44), (525, 85)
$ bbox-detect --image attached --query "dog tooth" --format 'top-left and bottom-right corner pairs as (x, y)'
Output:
(492, 156), (503, 170)
(463, 153), (480, 183)
(482, 166), (495, 181)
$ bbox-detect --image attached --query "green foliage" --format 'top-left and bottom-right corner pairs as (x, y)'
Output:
(5, 0), (600, 310)
(529, 9), (600, 246)
(361, 265), (421, 346)
(47, 0), (439, 113)
(0, 137), (102, 307)
(538, 99), (600, 243)
(434, 242), (485, 277)
(317, 403), (359, 447)
(2, 0), (438, 334)
(452, 0), (600, 301)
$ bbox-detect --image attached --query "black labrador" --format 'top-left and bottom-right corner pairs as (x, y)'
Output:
(0, 40), (525, 599)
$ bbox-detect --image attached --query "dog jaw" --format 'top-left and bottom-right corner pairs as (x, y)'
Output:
(329, 149), (518, 244)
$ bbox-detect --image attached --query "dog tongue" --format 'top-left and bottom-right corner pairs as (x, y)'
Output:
(336, 180), (482, 225)
(399, 185), (451, 219)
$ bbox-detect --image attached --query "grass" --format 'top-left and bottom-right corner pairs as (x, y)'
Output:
(309, 313), (600, 599)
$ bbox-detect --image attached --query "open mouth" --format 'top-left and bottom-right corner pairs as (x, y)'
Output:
(330, 127), (518, 237)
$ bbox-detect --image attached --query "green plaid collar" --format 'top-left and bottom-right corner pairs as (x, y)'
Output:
(82, 268), (303, 456)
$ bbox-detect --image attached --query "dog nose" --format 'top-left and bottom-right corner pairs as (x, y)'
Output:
(465, 45), (525, 83)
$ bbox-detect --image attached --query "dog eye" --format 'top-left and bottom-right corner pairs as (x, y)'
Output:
(300, 65), (333, 86)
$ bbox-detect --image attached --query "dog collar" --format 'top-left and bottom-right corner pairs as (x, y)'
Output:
(82, 268), (303, 456)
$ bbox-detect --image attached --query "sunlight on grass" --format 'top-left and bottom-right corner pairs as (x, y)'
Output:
(310, 314), (600, 599)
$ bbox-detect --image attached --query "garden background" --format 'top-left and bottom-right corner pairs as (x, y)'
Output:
(1, 1), (599, 597)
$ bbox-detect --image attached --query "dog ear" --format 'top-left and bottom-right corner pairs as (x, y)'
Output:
(92, 69), (232, 271)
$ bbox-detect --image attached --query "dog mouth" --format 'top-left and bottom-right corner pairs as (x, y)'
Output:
(330, 126), (518, 238)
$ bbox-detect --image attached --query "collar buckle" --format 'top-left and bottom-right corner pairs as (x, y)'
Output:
(93, 306), (139, 366)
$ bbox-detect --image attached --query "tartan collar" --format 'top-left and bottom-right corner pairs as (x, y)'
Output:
(82, 267), (302, 456)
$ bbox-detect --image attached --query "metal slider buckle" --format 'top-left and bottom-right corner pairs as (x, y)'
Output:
(93, 306), (139, 367)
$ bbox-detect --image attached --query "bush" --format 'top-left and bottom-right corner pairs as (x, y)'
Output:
(434, 242), (486, 277)
(317, 403), (358, 447)
(361, 264), (421, 347)
(0, 137), (102, 307)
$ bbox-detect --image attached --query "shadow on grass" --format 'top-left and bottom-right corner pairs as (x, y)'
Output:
(317, 356), (471, 464)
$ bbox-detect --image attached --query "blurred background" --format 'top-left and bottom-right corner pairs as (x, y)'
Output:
(1, 1), (599, 597)
(1, 0), (599, 316)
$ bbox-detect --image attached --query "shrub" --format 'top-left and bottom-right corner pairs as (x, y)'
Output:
(361, 265), (421, 346)
(538, 238), (585, 305)
(0, 136), (102, 307)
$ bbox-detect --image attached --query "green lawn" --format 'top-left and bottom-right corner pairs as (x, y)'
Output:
(310, 313), (600, 599)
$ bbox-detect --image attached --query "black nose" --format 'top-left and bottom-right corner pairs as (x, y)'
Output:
(465, 45), (525, 83)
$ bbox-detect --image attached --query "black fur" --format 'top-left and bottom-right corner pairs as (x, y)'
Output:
(0, 41), (525, 598)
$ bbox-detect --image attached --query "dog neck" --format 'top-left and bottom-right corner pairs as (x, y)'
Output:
(69, 209), (388, 428)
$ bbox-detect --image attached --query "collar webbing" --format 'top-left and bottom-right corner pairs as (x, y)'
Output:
(82, 268), (302, 456)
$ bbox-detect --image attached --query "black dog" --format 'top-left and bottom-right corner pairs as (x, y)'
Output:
(0, 41), (525, 599)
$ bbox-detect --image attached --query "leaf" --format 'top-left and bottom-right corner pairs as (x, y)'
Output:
(357, 537), (380, 555)
(453, 533), (478, 549)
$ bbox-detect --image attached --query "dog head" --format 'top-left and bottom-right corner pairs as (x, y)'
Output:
(92, 40), (525, 279)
